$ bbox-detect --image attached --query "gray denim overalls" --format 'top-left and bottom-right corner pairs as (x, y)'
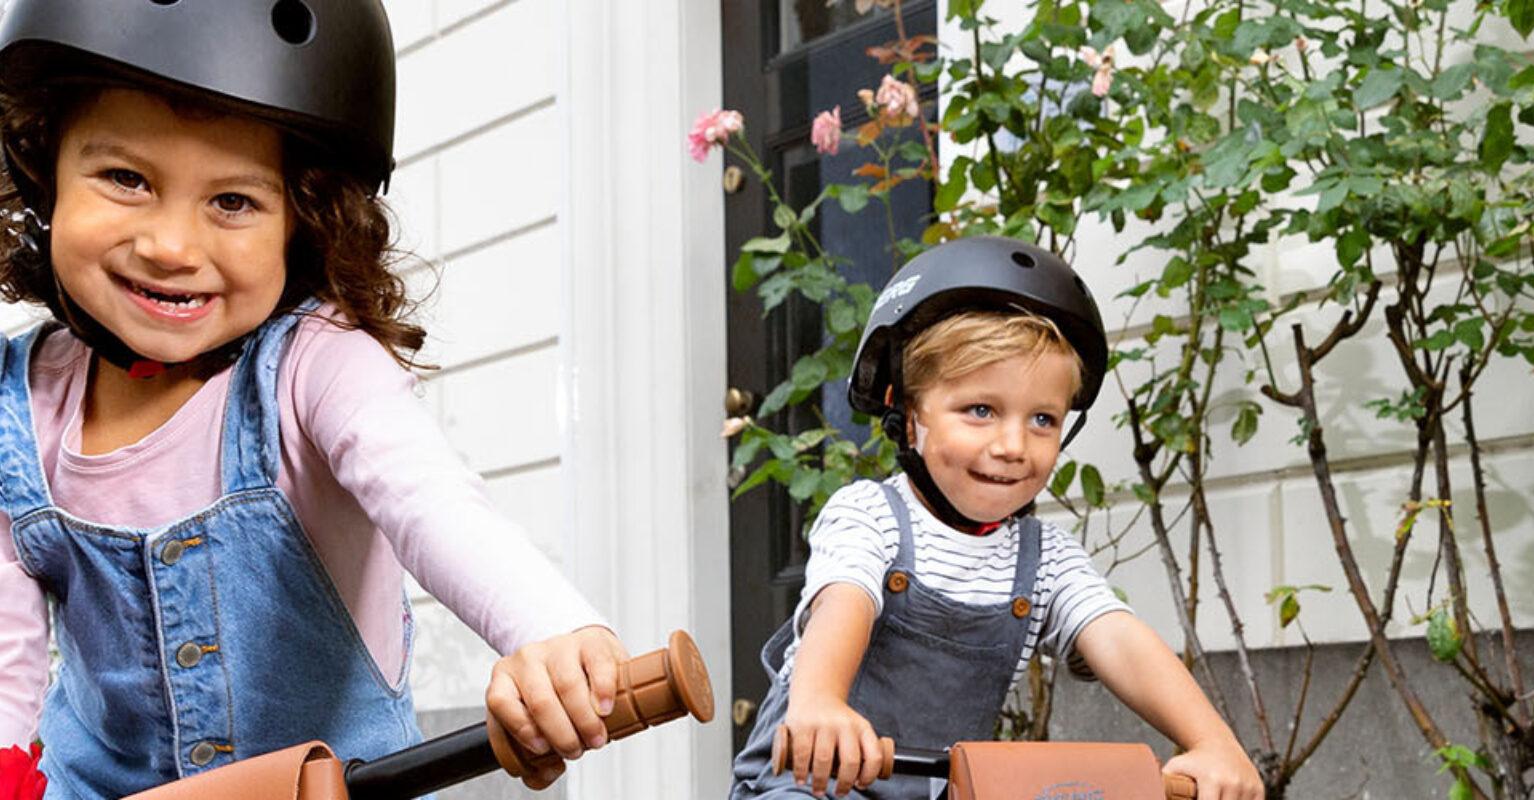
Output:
(731, 481), (1042, 799)
(0, 302), (424, 800)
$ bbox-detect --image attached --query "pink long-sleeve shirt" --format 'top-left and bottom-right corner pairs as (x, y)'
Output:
(0, 309), (603, 745)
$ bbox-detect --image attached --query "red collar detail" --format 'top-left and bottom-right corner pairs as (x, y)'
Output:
(970, 521), (1003, 536)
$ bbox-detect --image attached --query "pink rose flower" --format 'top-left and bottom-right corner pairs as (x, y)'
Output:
(0, 744), (46, 800)
(810, 106), (842, 156)
(687, 108), (745, 163)
(872, 74), (919, 123)
(1081, 45), (1116, 98)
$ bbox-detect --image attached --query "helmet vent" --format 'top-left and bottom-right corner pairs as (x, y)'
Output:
(1073, 275), (1088, 294)
(149, 0), (179, 5)
(1010, 251), (1036, 269)
(272, 0), (317, 45)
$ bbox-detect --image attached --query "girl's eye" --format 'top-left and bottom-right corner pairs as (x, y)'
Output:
(105, 169), (148, 193)
(967, 404), (994, 419)
(1033, 412), (1059, 428)
(213, 193), (256, 215)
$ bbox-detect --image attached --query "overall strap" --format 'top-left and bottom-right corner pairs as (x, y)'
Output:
(0, 326), (57, 520)
(1010, 515), (1044, 600)
(220, 299), (321, 494)
(879, 480), (916, 573)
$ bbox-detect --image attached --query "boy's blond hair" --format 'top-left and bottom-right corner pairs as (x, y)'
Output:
(902, 310), (1084, 406)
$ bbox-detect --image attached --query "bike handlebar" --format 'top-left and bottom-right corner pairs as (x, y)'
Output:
(772, 728), (1198, 800)
(344, 630), (714, 800)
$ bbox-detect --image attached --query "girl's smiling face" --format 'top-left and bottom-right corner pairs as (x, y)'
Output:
(50, 88), (289, 364)
(907, 350), (1078, 523)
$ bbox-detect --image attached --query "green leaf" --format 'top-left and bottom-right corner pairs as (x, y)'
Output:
(1050, 460), (1078, 497)
(830, 183), (871, 214)
(1427, 607), (1463, 663)
(758, 381), (795, 417)
(732, 252), (758, 292)
(1132, 482), (1156, 504)
(1219, 307), (1255, 332)
(1354, 67), (1405, 110)
(742, 233), (792, 254)
(1506, 0), (1534, 37)
(1431, 63), (1475, 100)
(1480, 103), (1514, 173)
(788, 467), (821, 501)
(1161, 256), (1194, 290)
(1080, 464), (1105, 507)
(826, 300), (859, 335)
(790, 355), (830, 390)
(773, 204), (797, 230)
(1416, 329), (1456, 351)
(1336, 227), (1371, 268)
(1279, 594), (1301, 628)
(1232, 401), (1262, 445)
(791, 429), (830, 453)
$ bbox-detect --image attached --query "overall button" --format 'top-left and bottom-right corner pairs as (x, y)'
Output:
(175, 642), (203, 668)
(160, 540), (185, 566)
(886, 571), (909, 593)
(1011, 597), (1032, 618)
(188, 741), (217, 767)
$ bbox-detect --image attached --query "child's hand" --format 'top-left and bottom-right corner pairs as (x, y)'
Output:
(774, 695), (885, 797)
(1162, 736), (1264, 800)
(485, 625), (628, 789)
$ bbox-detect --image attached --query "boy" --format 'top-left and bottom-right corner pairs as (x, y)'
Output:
(730, 236), (1262, 800)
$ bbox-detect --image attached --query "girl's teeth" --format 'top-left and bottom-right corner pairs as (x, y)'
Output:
(133, 282), (206, 309)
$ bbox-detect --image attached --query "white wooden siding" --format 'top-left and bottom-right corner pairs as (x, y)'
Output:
(383, 0), (572, 719)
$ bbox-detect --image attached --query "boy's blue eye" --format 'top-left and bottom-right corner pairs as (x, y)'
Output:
(1033, 413), (1058, 428)
(967, 404), (994, 419)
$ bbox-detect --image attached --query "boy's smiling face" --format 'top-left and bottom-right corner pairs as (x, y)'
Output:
(907, 350), (1078, 523)
(49, 88), (290, 365)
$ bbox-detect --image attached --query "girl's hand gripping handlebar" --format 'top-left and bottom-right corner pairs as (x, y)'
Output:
(344, 630), (713, 799)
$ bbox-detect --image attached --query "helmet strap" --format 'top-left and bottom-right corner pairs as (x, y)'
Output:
(1061, 410), (1089, 450)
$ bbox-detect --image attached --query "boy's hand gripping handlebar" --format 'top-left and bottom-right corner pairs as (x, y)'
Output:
(771, 727), (1198, 800)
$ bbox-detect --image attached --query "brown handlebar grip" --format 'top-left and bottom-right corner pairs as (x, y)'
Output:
(1164, 773), (1197, 800)
(486, 630), (715, 778)
(770, 726), (895, 781)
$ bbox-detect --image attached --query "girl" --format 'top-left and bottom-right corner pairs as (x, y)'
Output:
(0, 2), (623, 797)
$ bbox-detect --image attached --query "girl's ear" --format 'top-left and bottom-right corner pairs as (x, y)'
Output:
(905, 403), (918, 443)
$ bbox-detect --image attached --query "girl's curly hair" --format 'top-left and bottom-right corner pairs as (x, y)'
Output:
(0, 80), (433, 370)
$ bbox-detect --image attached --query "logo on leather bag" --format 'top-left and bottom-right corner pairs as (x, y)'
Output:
(1032, 782), (1104, 800)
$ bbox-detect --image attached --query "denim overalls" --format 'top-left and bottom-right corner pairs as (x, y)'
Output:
(0, 304), (424, 800)
(731, 482), (1042, 799)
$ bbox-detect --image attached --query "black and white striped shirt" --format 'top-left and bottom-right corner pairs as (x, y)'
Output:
(780, 474), (1131, 690)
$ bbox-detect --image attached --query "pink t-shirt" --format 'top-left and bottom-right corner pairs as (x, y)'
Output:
(0, 309), (603, 745)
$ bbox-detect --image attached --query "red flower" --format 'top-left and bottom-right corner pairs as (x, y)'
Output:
(0, 744), (47, 800)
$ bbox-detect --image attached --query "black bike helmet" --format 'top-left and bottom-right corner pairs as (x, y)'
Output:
(849, 236), (1108, 530)
(0, 0), (397, 194)
(0, 0), (396, 376)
